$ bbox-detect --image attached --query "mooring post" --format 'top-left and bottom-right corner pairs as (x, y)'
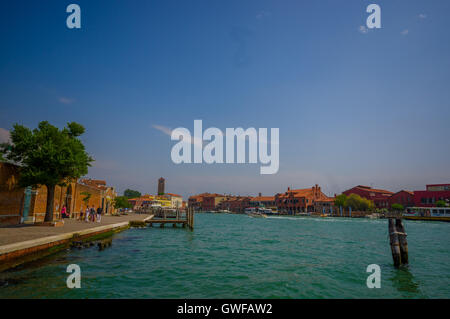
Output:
(388, 218), (402, 267)
(395, 218), (409, 265)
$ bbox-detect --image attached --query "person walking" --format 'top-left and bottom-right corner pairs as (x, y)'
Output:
(61, 205), (67, 219)
(90, 206), (96, 222)
(79, 206), (84, 221)
(85, 206), (90, 222)
(96, 206), (102, 223)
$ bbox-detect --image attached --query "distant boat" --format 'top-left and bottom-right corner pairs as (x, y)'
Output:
(297, 212), (310, 216)
(245, 207), (268, 218)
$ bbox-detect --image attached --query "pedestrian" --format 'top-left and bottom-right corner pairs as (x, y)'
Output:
(96, 206), (102, 223)
(85, 206), (90, 222)
(79, 206), (84, 221)
(90, 206), (96, 222)
(61, 205), (67, 219)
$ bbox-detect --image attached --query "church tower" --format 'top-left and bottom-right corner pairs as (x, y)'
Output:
(158, 177), (165, 195)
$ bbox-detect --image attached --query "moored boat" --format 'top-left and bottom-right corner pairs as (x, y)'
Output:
(403, 207), (450, 222)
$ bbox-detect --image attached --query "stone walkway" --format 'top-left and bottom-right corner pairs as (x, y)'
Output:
(0, 213), (152, 246)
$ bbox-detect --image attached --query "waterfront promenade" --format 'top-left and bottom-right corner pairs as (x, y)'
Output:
(0, 213), (153, 271)
(0, 213), (152, 246)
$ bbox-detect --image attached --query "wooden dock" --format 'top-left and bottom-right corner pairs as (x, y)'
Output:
(138, 207), (194, 230)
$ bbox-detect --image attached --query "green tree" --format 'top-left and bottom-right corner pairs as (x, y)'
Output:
(0, 121), (93, 221)
(334, 194), (347, 208)
(345, 193), (375, 211)
(391, 203), (404, 211)
(113, 196), (132, 209)
(123, 189), (141, 198)
(436, 200), (447, 207)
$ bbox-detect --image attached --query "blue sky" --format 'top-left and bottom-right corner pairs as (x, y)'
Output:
(1, 0), (449, 199)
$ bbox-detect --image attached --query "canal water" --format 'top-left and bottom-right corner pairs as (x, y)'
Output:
(0, 214), (449, 298)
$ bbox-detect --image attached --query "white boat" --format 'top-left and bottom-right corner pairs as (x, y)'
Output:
(245, 207), (268, 218)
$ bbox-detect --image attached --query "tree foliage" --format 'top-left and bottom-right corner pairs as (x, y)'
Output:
(334, 194), (347, 208)
(391, 203), (404, 211)
(124, 189), (141, 198)
(343, 193), (375, 211)
(0, 121), (93, 221)
(113, 196), (132, 209)
(436, 200), (447, 208)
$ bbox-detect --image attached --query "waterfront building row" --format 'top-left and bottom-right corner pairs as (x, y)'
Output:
(188, 183), (450, 214)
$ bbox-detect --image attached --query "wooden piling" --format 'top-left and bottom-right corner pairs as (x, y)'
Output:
(395, 218), (409, 265)
(388, 218), (402, 267)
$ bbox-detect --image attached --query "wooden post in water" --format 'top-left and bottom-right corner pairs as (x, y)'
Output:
(388, 218), (402, 267)
(395, 218), (409, 265)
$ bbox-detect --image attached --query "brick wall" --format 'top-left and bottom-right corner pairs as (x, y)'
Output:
(0, 163), (24, 225)
(0, 163), (114, 225)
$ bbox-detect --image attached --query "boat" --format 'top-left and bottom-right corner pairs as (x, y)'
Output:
(245, 207), (268, 218)
(297, 212), (310, 216)
(403, 207), (450, 222)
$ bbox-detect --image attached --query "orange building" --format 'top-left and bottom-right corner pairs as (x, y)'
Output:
(275, 184), (334, 215)
(217, 196), (252, 213)
(188, 193), (218, 211)
(0, 162), (117, 225)
(249, 195), (276, 210)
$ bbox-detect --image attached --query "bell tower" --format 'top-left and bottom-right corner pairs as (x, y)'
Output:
(158, 177), (165, 195)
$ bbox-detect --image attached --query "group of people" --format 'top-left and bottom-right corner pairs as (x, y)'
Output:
(59, 205), (104, 223)
(79, 206), (103, 223)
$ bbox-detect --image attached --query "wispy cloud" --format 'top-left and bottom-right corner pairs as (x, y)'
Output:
(0, 128), (11, 144)
(152, 124), (203, 147)
(358, 25), (369, 34)
(58, 97), (74, 104)
(418, 13), (427, 20)
(400, 29), (409, 36)
(152, 124), (172, 136)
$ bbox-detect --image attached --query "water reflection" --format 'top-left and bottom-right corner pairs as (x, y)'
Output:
(389, 266), (424, 298)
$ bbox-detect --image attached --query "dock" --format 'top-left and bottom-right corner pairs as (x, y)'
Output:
(140, 207), (194, 230)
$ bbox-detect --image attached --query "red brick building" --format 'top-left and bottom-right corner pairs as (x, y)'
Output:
(342, 185), (393, 209)
(0, 162), (117, 225)
(217, 196), (252, 213)
(413, 184), (450, 207)
(275, 185), (334, 214)
(249, 195), (276, 210)
(388, 190), (414, 208)
(188, 193), (225, 211)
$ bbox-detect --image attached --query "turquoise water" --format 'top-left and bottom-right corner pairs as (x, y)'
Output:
(0, 214), (449, 298)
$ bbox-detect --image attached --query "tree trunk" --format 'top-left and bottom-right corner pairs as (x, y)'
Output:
(45, 184), (56, 222)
